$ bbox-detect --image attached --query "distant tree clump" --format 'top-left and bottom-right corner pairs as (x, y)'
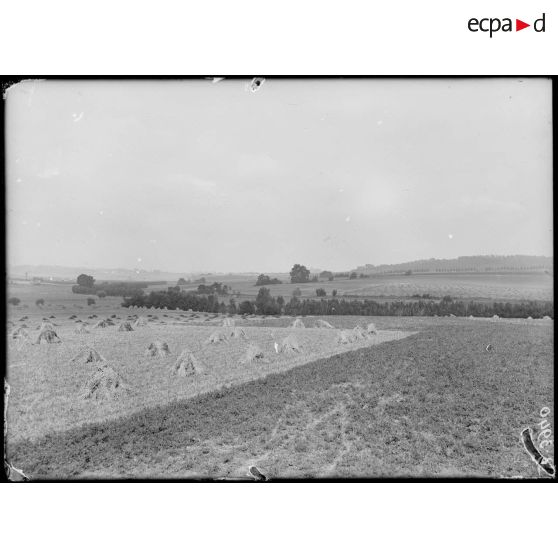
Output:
(8, 297), (21, 306)
(87, 297), (96, 306)
(316, 288), (327, 297)
(77, 274), (95, 289)
(292, 287), (302, 297)
(332, 289), (338, 297)
(405, 270), (413, 276)
(349, 272), (358, 280)
(35, 298), (45, 307)
(290, 264), (311, 284)
(177, 278), (188, 286)
(319, 270), (334, 281)
(97, 290), (107, 298)
(73, 273), (96, 294)
(255, 274), (282, 286)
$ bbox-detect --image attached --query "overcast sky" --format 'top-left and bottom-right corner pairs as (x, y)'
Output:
(6, 78), (553, 273)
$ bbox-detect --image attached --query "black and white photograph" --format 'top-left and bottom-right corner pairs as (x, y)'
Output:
(4, 77), (554, 480)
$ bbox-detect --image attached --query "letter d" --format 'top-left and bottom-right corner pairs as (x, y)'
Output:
(534, 13), (545, 32)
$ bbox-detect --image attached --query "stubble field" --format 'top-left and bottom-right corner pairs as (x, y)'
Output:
(6, 315), (412, 443)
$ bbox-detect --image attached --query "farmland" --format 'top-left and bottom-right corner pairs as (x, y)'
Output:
(5, 282), (554, 479)
(7, 271), (552, 308)
(6, 316), (412, 443)
(220, 272), (553, 302)
(336, 272), (553, 301)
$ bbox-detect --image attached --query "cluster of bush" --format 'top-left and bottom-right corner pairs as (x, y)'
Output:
(331, 272), (360, 279)
(71, 285), (96, 294)
(71, 274), (148, 297)
(121, 288), (553, 319)
(255, 274), (282, 286)
(196, 282), (230, 295)
(296, 287), (337, 297)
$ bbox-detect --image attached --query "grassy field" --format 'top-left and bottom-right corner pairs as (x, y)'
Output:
(6, 282), (135, 315)
(337, 273), (553, 301)
(5, 282), (554, 479)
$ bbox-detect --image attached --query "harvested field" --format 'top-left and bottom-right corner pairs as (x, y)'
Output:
(5, 322), (413, 443)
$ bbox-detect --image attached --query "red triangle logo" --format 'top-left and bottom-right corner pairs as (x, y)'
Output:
(516, 19), (530, 31)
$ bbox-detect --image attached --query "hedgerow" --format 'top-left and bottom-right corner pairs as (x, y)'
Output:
(121, 290), (553, 319)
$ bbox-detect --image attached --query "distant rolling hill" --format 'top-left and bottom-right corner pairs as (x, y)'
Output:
(353, 255), (552, 275)
(8, 255), (553, 283)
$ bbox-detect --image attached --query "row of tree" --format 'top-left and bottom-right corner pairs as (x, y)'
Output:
(196, 282), (230, 295)
(122, 290), (231, 314)
(282, 297), (554, 319)
(121, 288), (553, 319)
